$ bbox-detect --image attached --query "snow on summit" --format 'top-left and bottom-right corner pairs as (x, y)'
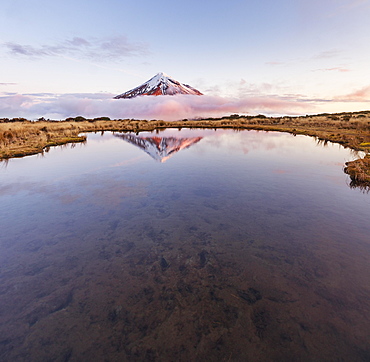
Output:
(114, 72), (203, 99)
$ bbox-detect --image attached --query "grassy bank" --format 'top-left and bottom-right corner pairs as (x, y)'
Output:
(344, 155), (370, 189)
(1, 112), (370, 188)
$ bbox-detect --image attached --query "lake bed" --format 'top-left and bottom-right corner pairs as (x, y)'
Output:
(0, 129), (369, 361)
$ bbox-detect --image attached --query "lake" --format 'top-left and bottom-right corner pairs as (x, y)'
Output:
(0, 129), (369, 361)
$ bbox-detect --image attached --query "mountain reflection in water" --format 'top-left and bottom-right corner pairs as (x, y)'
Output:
(115, 133), (203, 162)
(0, 130), (369, 361)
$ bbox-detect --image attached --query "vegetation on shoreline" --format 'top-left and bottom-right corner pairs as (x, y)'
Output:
(1, 112), (370, 188)
(344, 155), (370, 190)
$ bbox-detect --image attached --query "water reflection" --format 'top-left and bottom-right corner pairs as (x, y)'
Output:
(348, 178), (370, 193)
(116, 133), (203, 162)
(0, 130), (369, 361)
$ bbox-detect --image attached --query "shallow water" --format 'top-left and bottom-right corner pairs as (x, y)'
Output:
(0, 129), (369, 361)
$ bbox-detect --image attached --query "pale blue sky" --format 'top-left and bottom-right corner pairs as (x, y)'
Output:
(1, 0), (370, 119)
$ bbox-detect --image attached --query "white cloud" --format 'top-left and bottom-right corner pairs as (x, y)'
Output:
(2, 36), (148, 61)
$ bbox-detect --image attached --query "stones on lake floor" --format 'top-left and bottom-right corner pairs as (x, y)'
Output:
(108, 305), (123, 323)
(237, 288), (262, 305)
(252, 308), (270, 339)
(160, 257), (170, 271)
(198, 250), (209, 269)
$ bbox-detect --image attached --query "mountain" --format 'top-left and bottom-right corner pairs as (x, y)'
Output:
(115, 134), (203, 162)
(114, 72), (203, 99)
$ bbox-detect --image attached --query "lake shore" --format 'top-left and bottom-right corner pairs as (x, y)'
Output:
(1, 112), (370, 187)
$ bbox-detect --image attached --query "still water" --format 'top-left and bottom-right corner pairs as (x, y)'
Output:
(0, 129), (369, 361)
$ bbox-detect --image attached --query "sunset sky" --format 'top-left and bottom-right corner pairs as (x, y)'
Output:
(1, 0), (370, 120)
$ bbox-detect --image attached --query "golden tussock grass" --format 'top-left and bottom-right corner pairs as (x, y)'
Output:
(344, 155), (370, 190)
(1, 112), (370, 188)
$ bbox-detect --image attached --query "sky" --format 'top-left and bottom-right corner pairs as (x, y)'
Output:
(1, 0), (370, 120)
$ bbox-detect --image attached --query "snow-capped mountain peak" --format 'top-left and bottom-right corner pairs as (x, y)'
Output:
(114, 72), (203, 99)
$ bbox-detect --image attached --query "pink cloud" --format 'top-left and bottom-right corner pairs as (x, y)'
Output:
(335, 85), (370, 101)
(315, 67), (350, 73)
(0, 93), (313, 120)
(0, 94), (35, 116)
(265, 61), (285, 66)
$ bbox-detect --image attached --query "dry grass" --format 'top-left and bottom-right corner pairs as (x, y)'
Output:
(1, 112), (370, 188)
(0, 121), (85, 158)
(344, 155), (370, 190)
